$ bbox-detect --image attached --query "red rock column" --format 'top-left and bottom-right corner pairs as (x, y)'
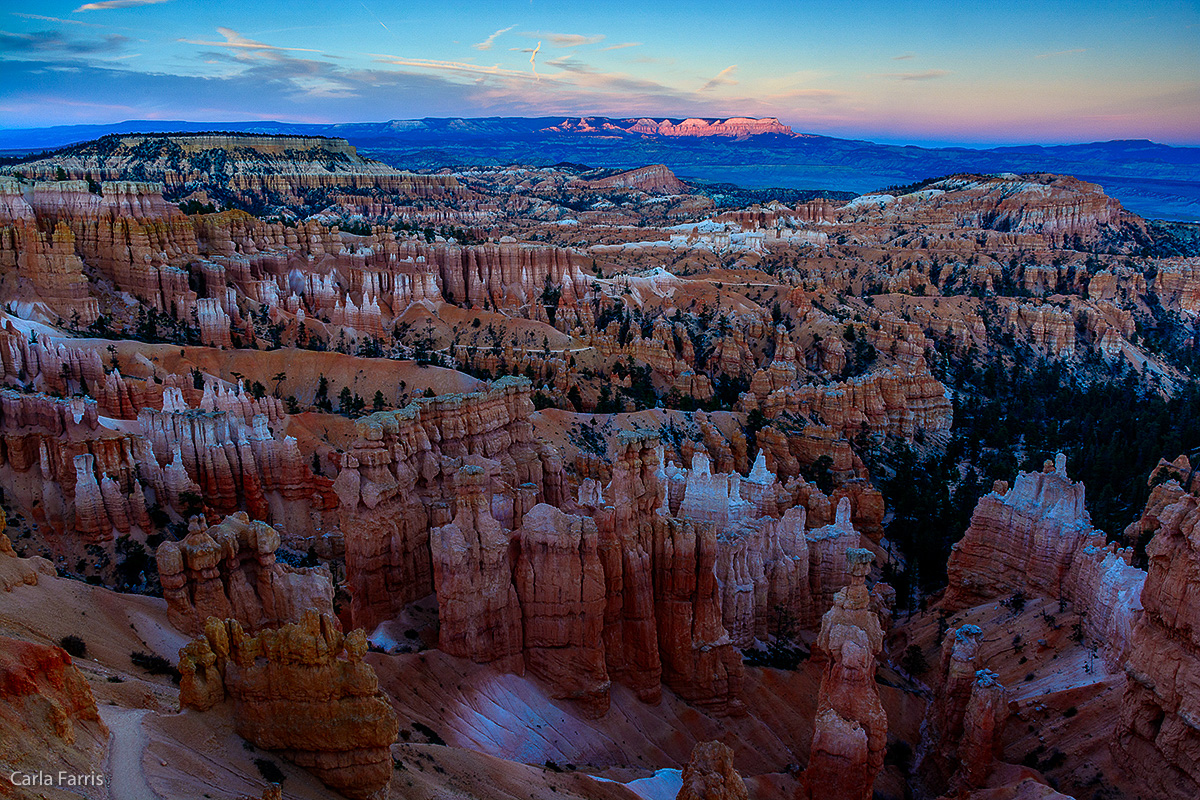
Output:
(804, 548), (886, 800)
(430, 465), (524, 672)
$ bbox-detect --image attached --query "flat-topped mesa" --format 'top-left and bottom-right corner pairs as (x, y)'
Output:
(179, 611), (399, 800)
(156, 512), (334, 636)
(576, 164), (688, 194)
(1113, 492), (1200, 800)
(627, 117), (795, 138)
(13, 133), (461, 203)
(944, 453), (1146, 667)
(334, 376), (564, 631)
(430, 465), (524, 672)
(805, 548), (887, 800)
(147, 134), (361, 157)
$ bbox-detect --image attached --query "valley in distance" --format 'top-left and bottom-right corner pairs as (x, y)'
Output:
(0, 118), (1198, 800)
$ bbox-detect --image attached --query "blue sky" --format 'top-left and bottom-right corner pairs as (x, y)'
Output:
(1, 0), (1198, 146)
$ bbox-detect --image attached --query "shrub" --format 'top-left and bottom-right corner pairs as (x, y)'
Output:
(412, 721), (446, 746)
(60, 635), (87, 658)
(130, 651), (180, 682)
(254, 758), (285, 784)
(900, 644), (929, 675)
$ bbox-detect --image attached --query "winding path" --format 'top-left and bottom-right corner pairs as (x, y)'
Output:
(98, 706), (159, 800)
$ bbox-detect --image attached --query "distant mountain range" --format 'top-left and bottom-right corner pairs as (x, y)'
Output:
(3, 116), (1198, 221)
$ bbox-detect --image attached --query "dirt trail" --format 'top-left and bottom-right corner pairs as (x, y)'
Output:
(99, 706), (159, 800)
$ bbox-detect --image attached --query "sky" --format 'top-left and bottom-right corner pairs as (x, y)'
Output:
(1, 0), (1198, 147)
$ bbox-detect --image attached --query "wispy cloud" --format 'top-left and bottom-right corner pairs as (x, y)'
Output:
(601, 41), (641, 51)
(700, 64), (738, 91)
(522, 31), (604, 47)
(179, 27), (323, 60)
(876, 69), (951, 81)
(892, 53), (915, 60)
(473, 24), (515, 51)
(1036, 48), (1085, 59)
(74, 0), (170, 11)
(0, 29), (131, 54)
(13, 13), (101, 27)
(372, 54), (538, 82)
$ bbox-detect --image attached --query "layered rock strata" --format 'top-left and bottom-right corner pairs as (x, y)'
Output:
(157, 512), (334, 636)
(334, 377), (563, 631)
(804, 548), (886, 800)
(1112, 493), (1200, 800)
(675, 740), (750, 800)
(514, 502), (609, 716)
(944, 454), (1146, 666)
(430, 465), (525, 672)
(919, 625), (1009, 795)
(178, 611), (399, 799)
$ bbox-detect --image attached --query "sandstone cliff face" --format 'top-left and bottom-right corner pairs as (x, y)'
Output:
(334, 377), (563, 631)
(0, 636), (108, 792)
(0, 178), (100, 325)
(746, 356), (952, 455)
(675, 740), (749, 800)
(156, 512), (334, 636)
(514, 503), (609, 717)
(179, 612), (399, 799)
(651, 513), (745, 714)
(804, 548), (886, 800)
(430, 465), (524, 672)
(14, 134), (461, 205)
(138, 398), (336, 540)
(1113, 493), (1200, 800)
(0, 386), (163, 545)
(20, 179), (198, 312)
(944, 455), (1145, 666)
